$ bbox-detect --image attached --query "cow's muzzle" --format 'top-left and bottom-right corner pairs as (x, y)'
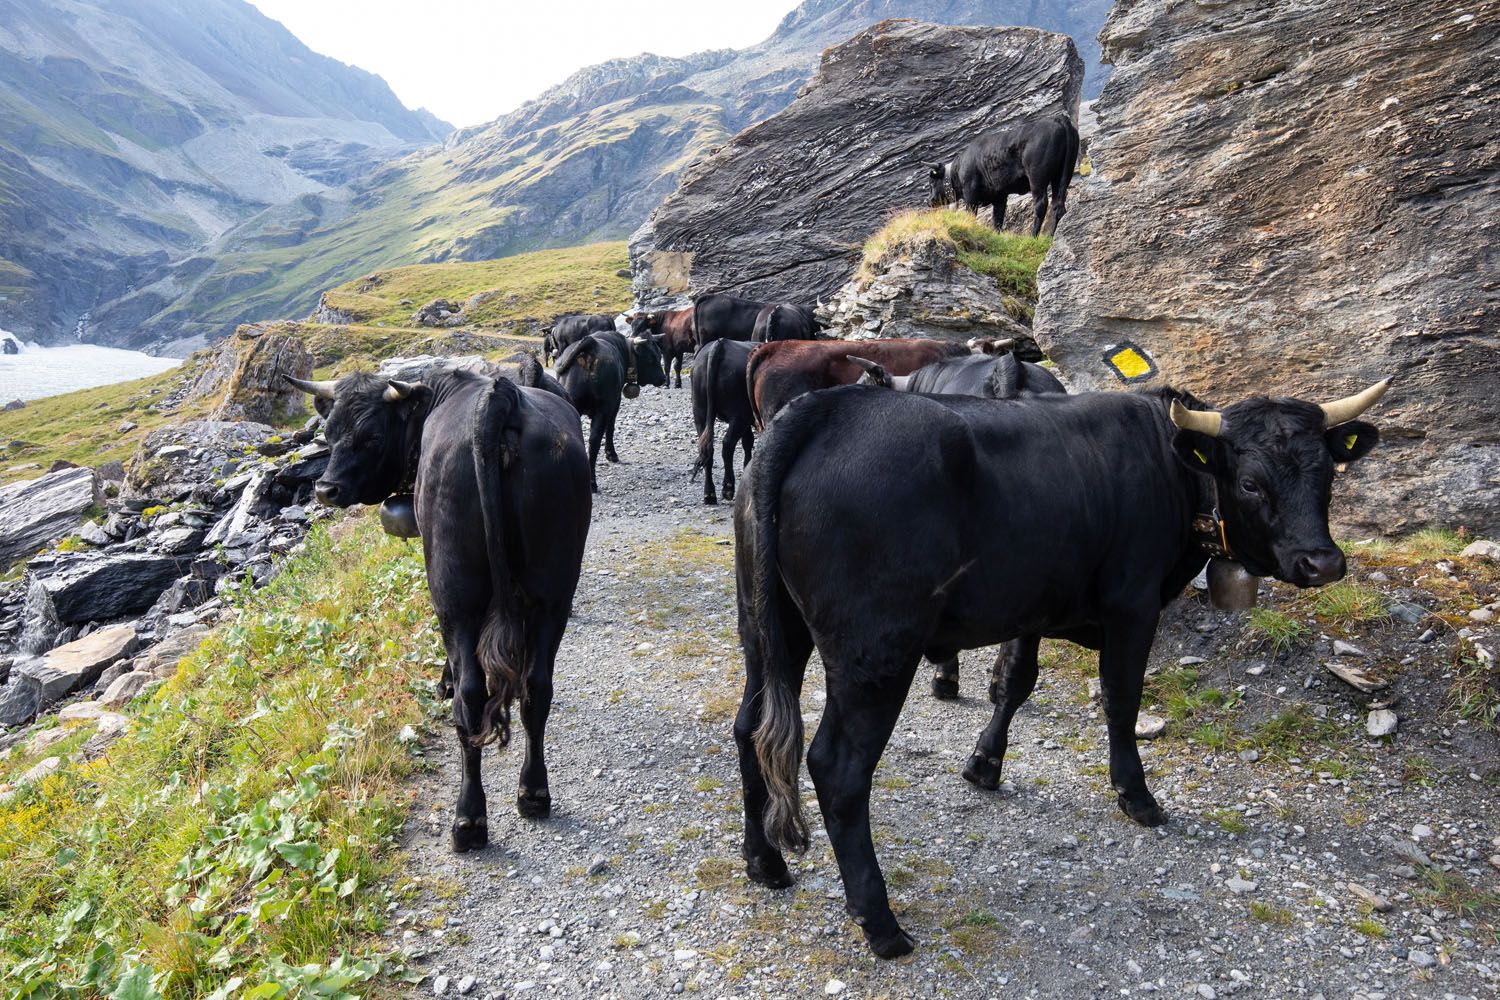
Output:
(313, 481), (342, 507)
(1289, 547), (1346, 588)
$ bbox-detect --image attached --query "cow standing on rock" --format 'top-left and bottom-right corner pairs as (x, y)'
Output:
(286, 368), (592, 852)
(733, 376), (1389, 957)
(929, 114), (1080, 236)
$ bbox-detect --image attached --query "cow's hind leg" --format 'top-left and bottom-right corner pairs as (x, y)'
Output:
(1099, 613), (1167, 826)
(929, 655), (959, 699)
(734, 585), (813, 890)
(963, 635), (1041, 790)
(1029, 189), (1049, 238)
(674, 351), (684, 389)
(809, 662), (920, 959)
(516, 609), (564, 819)
(721, 416), (750, 502)
(604, 411), (621, 464)
(448, 623), (490, 852)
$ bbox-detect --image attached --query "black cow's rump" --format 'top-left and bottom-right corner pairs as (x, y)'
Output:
(733, 381), (1384, 957)
(929, 114), (1080, 236)
(750, 303), (822, 343)
(543, 312), (615, 365)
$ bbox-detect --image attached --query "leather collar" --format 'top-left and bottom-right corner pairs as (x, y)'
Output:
(1191, 473), (1234, 560)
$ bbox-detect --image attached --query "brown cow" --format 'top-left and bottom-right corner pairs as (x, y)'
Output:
(747, 338), (967, 429)
(627, 308), (696, 388)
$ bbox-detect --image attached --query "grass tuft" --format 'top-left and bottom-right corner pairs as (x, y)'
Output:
(1307, 580), (1388, 626)
(861, 209), (1052, 299)
(1246, 608), (1312, 655)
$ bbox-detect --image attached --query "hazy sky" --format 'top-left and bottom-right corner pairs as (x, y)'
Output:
(247, 0), (798, 129)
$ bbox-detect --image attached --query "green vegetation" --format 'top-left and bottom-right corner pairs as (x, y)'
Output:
(0, 516), (436, 997)
(1249, 901), (1294, 926)
(1448, 646), (1499, 731)
(1144, 667), (1229, 722)
(1246, 608), (1311, 655)
(317, 243), (632, 328)
(861, 208), (1052, 299)
(1307, 579), (1388, 627)
(1352, 916), (1388, 938)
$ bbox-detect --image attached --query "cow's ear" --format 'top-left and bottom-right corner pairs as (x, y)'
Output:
(1172, 431), (1225, 475)
(312, 395), (334, 419)
(1325, 420), (1379, 462)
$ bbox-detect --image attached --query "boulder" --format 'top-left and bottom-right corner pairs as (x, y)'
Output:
(15, 577), (61, 655)
(0, 624), (137, 726)
(30, 551), (188, 622)
(1034, 0), (1498, 535)
(57, 700), (106, 723)
(823, 232), (1038, 349)
(99, 669), (154, 709)
(0, 466), (102, 568)
(411, 298), (466, 327)
(630, 20), (1083, 305)
(180, 328), (313, 425)
(137, 624), (211, 679)
(124, 420), (274, 503)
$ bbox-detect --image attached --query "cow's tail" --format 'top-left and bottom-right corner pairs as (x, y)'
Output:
(745, 343), (771, 431)
(691, 340), (722, 480)
(469, 377), (528, 749)
(987, 352), (1023, 399)
(554, 337), (589, 377)
(517, 351), (545, 388)
(748, 397), (823, 855)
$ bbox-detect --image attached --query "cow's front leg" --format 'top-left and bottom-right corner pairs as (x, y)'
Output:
(604, 411), (621, 464)
(1099, 612), (1167, 827)
(992, 197), (1008, 231)
(963, 635), (1040, 789)
(516, 613), (562, 819)
(929, 655), (959, 699)
(450, 632), (489, 852)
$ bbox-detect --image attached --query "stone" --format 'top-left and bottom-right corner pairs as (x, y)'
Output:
(1332, 640), (1369, 659)
(124, 420), (274, 503)
(25, 726), (72, 754)
(1135, 713), (1167, 739)
(1225, 876), (1257, 893)
(432, 974), (450, 996)
(1409, 951), (1436, 969)
(1411, 823), (1433, 841)
(182, 330), (314, 424)
(1034, 0), (1497, 535)
(15, 578), (62, 655)
(79, 712), (130, 759)
(1366, 709), (1398, 737)
(78, 520), (112, 547)
(136, 625), (211, 679)
(1460, 540), (1500, 563)
(456, 976), (475, 995)
(12, 625), (139, 719)
(99, 670), (155, 709)
(18, 755), (61, 787)
(0, 467), (102, 568)
(1348, 881), (1392, 913)
(1470, 608), (1495, 623)
(825, 980), (847, 996)
(1324, 661), (1387, 694)
(30, 551), (188, 623)
(57, 700), (106, 722)
(631, 21), (1083, 306)
(152, 526), (206, 555)
(203, 471), (273, 548)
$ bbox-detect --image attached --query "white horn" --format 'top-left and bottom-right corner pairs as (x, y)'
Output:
(1169, 399), (1222, 437)
(1319, 378), (1391, 427)
(283, 374), (338, 399)
(384, 379), (423, 402)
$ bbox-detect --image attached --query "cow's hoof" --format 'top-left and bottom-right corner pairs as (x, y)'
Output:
(516, 787), (551, 819)
(721, 487), (735, 502)
(437, 678), (454, 700)
(451, 816), (488, 853)
(863, 924), (917, 960)
(931, 675), (959, 700)
(744, 852), (793, 889)
(1118, 792), (1168, 827)
(961, 751), (1002, 790)
(605, 452), (621, 464)
(702, 494), (718, 506)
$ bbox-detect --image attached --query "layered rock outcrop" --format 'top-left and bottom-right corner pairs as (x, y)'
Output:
(183, 329), (313, 425)
(1035, 0), (1499, 534)
(631, 21), (1083, 307)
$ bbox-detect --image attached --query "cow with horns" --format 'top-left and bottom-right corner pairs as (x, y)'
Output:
(286, 367), (592, 852)
(732, 376), (1389, 957)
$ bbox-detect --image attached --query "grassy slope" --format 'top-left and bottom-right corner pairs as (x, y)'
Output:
(862, 208), (1053, 299)
(0, 515), (438, 997)
(144, 96), (725, 341)
(319, 242), (632, 328)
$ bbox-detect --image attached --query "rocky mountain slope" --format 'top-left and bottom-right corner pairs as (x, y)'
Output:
(111, 0), (1110, 351)
(0, 0), (449, 344)
(1034, 0), (1499, 537)
(631, 20), (1082, 306)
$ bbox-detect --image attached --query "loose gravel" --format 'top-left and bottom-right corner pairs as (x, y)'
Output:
(394, 382), (1500, 999)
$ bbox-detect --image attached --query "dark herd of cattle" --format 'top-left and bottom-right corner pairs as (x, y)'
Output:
(288, 116), (1393, 960)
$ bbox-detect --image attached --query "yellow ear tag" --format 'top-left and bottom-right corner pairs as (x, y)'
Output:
(1343, 433), (1358, 451)
(1193, 447), (1209, 465)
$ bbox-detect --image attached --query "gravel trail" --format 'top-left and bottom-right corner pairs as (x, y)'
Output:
(394, 382), (1499, 999)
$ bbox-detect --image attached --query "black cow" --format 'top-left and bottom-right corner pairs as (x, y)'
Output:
(847, 349), (1068, 700)
(555, 331), (667, 492)
(693, 293), (773, 349)
(286, 368), (592, 852)
(733, 378), (1388, 957)
(690, 338), (755, 505)
(543, 313), (616, 366)
(928, 114), (1080, 236)
(751, 304), (822, 343)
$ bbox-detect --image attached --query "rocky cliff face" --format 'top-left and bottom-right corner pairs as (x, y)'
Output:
(127, 0), (1109, 350)
(631, 20), (1082, 306)
(0, 0), (449, 344)
(1034, 0), (1499, 535)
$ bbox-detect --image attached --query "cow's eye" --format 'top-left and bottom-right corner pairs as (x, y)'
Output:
(1239, 478), (1262, 497)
